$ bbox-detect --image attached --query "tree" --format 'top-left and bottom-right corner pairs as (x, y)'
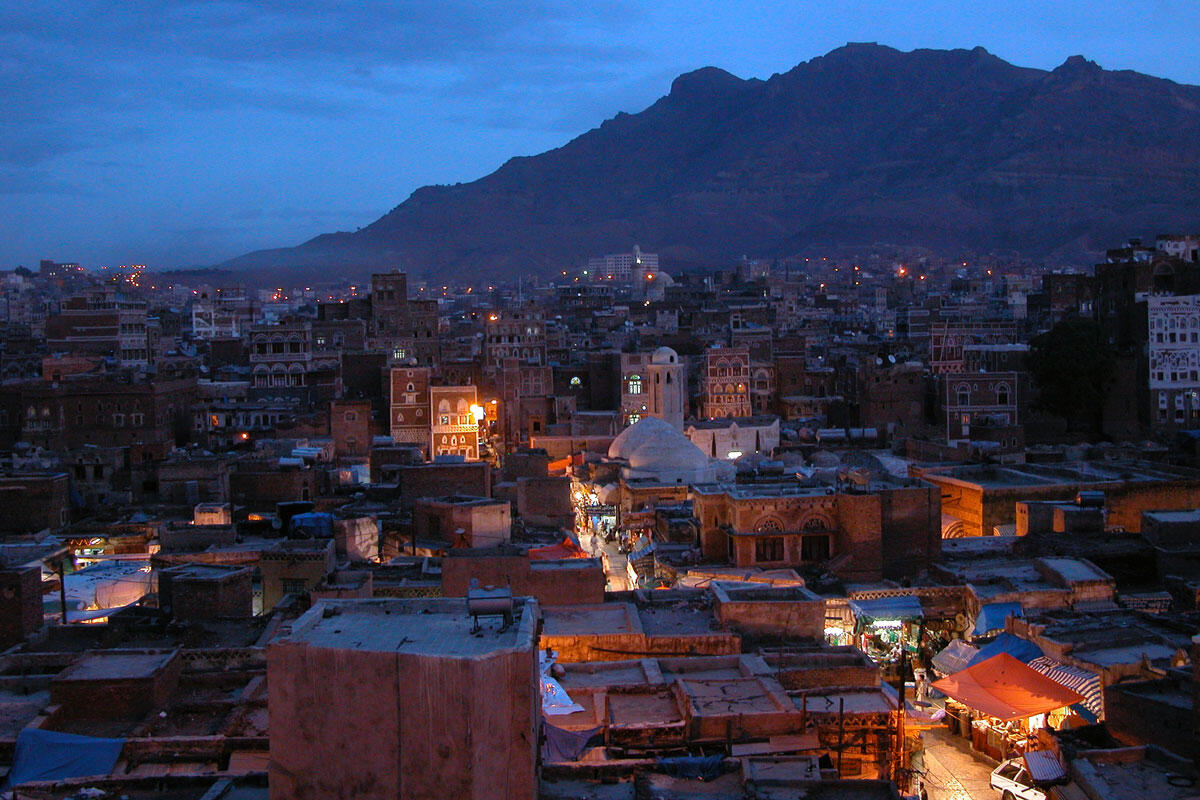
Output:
(1028, 317), (1115, 437)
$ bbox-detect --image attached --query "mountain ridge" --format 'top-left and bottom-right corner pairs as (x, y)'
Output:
(219, 43), (1200, 280)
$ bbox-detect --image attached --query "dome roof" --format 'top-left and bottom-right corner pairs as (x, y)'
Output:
(650, 346), (679, 365)
(628, 434), (710, 472)
(608, 416), (680, 460)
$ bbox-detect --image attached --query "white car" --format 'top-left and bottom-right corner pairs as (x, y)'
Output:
(990, 758), (1047, 800)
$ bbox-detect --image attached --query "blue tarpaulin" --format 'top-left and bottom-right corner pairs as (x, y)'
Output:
(848, 596), (924, 630)
(973, 602), (1024, 636)
(4, 728), (125, 788)
(967, 633), (1043, 667)
(657, 754), (725, 780)
(289, 512), (333, 539)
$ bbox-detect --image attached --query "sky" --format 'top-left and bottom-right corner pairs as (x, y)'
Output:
(3, 0), (1198, 270)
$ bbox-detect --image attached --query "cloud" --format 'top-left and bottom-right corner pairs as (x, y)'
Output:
(0, 1), (657, 265)
(0, 1), (648, 161)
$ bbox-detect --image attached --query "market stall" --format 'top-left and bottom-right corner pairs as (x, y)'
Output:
(845, 596), (924, 672)
(932, 652), (1084, 761)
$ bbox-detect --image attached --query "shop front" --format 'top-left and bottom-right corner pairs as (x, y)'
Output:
(932, 652), (1085, 762)
(843, 596), (925, 678)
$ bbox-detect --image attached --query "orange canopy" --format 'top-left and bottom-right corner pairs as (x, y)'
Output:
(528, 538), (589, 560)
(931, 652), (1085, 721)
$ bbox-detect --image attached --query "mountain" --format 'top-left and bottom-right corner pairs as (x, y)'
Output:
(220, 44), (1200, 280)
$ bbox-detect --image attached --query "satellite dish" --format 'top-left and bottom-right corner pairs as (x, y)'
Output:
(888, 355), (897, 364)
(875, 357), (883, 366)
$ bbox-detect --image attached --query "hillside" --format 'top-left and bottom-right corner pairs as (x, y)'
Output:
(220, 44), (1200, 281)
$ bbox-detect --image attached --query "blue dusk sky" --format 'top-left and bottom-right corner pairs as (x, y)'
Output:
(2, 0), (1197, 270)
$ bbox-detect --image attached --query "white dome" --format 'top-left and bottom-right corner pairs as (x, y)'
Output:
(650, 346), (679, 365)
(608, 416), (679, 460)
(628, 434), (710, 472)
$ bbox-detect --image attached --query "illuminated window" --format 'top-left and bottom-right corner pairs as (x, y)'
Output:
(628, 375), (643, 394)
(570, 376), (581, 386)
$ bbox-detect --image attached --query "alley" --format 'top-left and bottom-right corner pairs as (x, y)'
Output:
(916, 727), (1000, 800)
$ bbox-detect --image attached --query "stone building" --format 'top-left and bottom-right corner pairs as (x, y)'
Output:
(702, 345), (752, 419)
(429, 385), (480, 460)
(370, 271), (440, 366)
(685, 415), (779, 461)
(268, 597), (540, 800)
(330, 398), (371, 460)
(248, 318), (315, 389)
(388, 365), (431, 453)
(484, 304), (546, 368)
(691, 474), (941, 581)
(1148, 293), (1200, 430)
(619, 346), (686, 429)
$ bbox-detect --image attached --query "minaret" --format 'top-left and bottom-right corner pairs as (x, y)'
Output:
(648, 347), (686, 430)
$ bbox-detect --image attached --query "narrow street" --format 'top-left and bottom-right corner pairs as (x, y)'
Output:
(582, 532), (630, 592)
(915, 728), (999, 800)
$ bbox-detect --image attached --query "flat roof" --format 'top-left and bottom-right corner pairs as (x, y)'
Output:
(1143, 509), (1200, 522)
(542, 604), (639, 636)
(924, 460), (1200, 489)
(637, 603), (720, 636)
(162, 563), (250, 579)
(681, 677), (787, 715)
(1075, 750), (1200, 800)
(692, 482), (832, 499)
(56, 650), (177, 682)
(276, 598), (536, 656)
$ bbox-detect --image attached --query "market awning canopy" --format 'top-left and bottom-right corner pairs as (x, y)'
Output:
(1027, 656), (1104, 718)
(931, 639), (979, 676)
(932, 653), (1085, 721)
(848, 596), (924, 627)
(973, 601), (1023, 636)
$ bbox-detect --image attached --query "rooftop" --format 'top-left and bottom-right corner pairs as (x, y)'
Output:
(54, 649), (178, 682)
(1072, 747), (1199, 800)
(275, 597), (537, 656)
(922, 460), (1200, 489)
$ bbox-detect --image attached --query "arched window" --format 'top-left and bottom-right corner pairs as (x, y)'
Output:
(955, 384), (971, 406)
(995, 382), (1011, 406)
(628, 375), (642, 394)
(755, 517), (783, 532)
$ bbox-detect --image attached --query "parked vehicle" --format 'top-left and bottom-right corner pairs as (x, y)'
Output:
(990, 758), (1047, 800)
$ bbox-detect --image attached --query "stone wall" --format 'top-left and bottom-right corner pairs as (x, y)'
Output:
(441, 552), (604, 606)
